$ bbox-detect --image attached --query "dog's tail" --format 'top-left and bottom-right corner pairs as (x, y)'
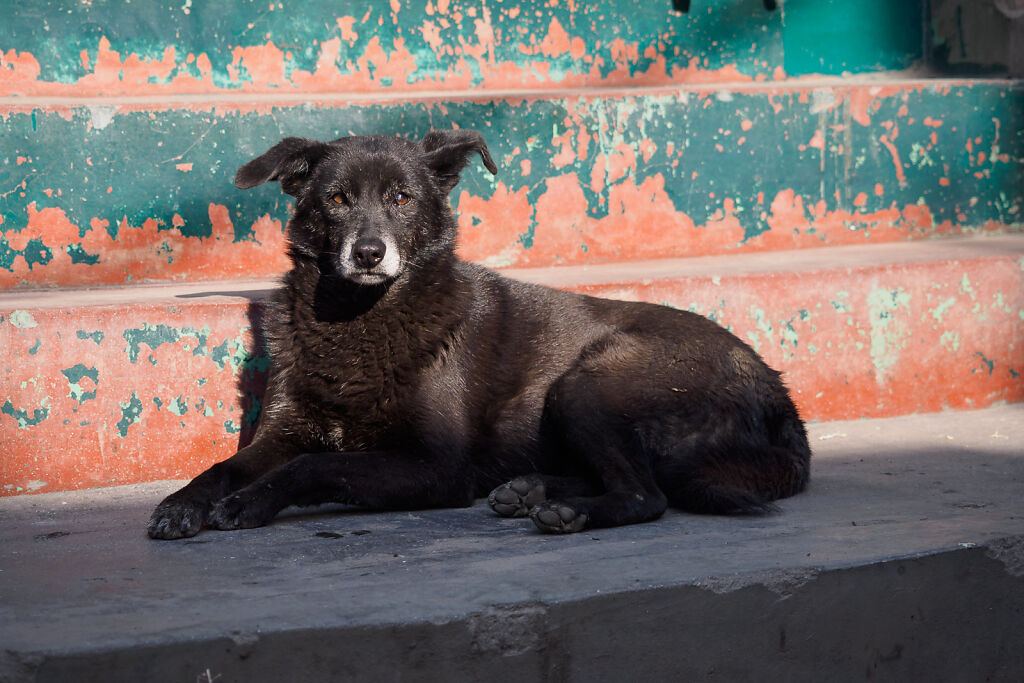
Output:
(657, 406), (811, 516)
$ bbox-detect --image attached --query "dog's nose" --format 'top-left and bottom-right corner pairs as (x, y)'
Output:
(352, 237), (386, 268)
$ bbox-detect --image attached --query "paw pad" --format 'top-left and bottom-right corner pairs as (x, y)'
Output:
(488, 476), (546, 517)
(529, 502), (588, 534)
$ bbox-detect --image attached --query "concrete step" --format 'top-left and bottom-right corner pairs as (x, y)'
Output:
(2, 234), (1022, 496)
(1, 405), (1022, 682)
(3, 80), (1021, 288)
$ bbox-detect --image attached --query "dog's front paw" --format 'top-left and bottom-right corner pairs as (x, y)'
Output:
(207, 489), (277, 531)
(488, 475), (547, 517)
(529, 501), (588, 534)
(148, 497), (208, 540)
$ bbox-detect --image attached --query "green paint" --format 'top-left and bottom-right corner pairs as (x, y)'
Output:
(61, 364), (99, 403)
(974, 351), (995, 376)
(123, 323), (181, 363)
(867, 288), (912, 377)
(2, 398), (51, 428)
(76, 329), (104, 345)
(939, 330), (961, 352)
(745, 306), (775, 354)
(958, 274), (977, 300)
(830, 292), (852, 313)
(2, 0), (782, 89)
(28, 339), (42, 355)
(66, 243), (100, 265)
(931, 297), (956, 324)
(783, 0), (924, 75)
(115, 392), (144, 437)
(9, 310), (39, 329)
(122, 323), (211, 363)
(168, 395), (188, 416)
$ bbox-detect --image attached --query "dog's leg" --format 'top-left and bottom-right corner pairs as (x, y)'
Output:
(207, 450), (475, 530)
(147, 437), (298, 539)
(527, 455), (669, 534)
(528, 363), (671, 534)
(487, 474), (596, 518)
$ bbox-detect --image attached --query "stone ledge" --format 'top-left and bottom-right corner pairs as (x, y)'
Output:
(1, 404), (1022, 681)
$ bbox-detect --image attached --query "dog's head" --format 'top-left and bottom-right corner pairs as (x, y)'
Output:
(235, 130), (497, 285)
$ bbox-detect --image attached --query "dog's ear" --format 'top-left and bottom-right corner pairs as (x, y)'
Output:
(235, 137), (328, 196)
(420, 129), (498, 194)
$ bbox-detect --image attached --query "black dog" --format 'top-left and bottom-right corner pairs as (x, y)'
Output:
(147, 129), (810, 539)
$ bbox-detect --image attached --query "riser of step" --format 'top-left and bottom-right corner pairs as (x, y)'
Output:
(0, 0), (930, 98)
(3, 81), (1021, 288)
(2, 235), (1021, 496)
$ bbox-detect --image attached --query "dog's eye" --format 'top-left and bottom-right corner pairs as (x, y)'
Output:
(331, 193), (346, 205)
(394, 192), (411, 206)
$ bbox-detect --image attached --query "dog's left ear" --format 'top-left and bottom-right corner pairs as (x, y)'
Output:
(421, 129), (498, 194)
(235, 137), (329, 196)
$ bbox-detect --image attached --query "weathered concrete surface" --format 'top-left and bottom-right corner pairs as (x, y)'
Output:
(1, 405), (1022, 682)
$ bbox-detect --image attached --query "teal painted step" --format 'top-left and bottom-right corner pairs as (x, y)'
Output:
(1, 0), (948, 98)
(0, 0), (786, 96)
(2, 81), (1021, 288)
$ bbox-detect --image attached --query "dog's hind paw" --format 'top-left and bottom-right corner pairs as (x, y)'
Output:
(529, 501), (588, 534)
(488, 475), (547, 517)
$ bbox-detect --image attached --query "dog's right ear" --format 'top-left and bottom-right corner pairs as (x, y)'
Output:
(235, 137), (328, 196)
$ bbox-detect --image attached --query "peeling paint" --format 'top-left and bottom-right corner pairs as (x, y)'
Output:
(0, 0), (787, 98)
(116, 392), (144, 437)
(2, 82), (1021, 288)
(2, 398), (51, 429)
(9, 311), (38, 328)
(867, 288), (912, 381)
(61, 364), (99, 404)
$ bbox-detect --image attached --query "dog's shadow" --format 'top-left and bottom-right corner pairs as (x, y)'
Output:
(176, 289), (275, 450)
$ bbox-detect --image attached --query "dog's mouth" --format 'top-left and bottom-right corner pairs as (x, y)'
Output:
(346, 271), (394, 286)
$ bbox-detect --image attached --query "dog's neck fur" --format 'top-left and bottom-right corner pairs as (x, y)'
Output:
(274, 243), (471, 378)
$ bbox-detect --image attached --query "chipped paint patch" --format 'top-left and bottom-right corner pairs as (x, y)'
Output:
(2, 398), (51, 429)
(9, 311), (38, 329)
(61, 364), (99, 404)
(116, 392), (144, 437)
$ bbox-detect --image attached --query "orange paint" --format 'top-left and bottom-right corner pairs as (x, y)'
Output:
(807, 130), (825, 151)
(0, 203), (288, 289)
(878, 134), (907, 186)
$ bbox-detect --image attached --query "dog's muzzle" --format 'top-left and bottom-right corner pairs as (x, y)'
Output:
(340, 233), (401, 284)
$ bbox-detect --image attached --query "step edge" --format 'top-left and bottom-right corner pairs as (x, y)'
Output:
(1, 76), (1020, 111)
(2, 233), (1022, 310)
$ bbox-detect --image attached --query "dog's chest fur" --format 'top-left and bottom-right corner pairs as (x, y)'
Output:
(263, 258), (471, 451)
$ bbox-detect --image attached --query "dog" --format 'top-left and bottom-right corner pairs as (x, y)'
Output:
(147, 129), (810, 540)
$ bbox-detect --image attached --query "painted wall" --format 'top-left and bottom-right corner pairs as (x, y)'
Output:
(1, 0), (1022, 495)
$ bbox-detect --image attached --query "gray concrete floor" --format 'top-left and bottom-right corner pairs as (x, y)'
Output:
(2, 405), (1023, 682)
